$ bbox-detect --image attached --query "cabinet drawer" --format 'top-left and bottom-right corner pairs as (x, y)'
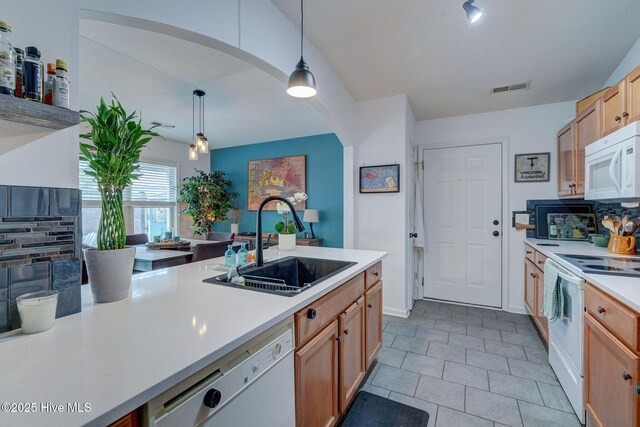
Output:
(585, 283), (640, 351)
(365, 262), (382, 289)
(525, 245), (535, 263)
(534, 251), (547, 270)
(295, 273), (365, 347)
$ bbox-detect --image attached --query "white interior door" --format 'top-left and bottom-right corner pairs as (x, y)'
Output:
(423, 143), (502, 307)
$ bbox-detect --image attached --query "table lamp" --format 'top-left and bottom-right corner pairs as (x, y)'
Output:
(303, 209), (319, 239)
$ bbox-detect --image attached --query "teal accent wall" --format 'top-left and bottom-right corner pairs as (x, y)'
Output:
(211, 133), (344, 248)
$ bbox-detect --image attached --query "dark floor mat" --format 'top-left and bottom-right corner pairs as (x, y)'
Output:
(339, 391), (430, 427)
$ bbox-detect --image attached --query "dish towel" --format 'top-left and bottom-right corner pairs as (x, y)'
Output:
(542, 258), (565, 322)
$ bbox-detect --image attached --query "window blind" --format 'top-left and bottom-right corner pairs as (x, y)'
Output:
(79, 160), (177, 203)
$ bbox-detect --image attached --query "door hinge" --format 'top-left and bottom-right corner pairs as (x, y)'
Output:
(409, 232), (418, 238)
(421, 278), (424, 287)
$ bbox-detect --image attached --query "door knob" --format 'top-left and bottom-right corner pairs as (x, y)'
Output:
(493, 220), (499, 225)
(493, 231), (500, 237)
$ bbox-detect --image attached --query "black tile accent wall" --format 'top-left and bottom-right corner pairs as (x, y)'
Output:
(0, 185), (81, 333)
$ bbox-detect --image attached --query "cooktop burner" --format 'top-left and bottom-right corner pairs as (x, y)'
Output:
(564, 255), (602, 260)
(555, 253), (640, 277)
(583, 265), (625, 271)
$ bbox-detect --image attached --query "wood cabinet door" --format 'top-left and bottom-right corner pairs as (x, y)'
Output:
(626, 66), (640, 125)
(535, 268), (548, 342)
(574, 100), (602, 196)
(524, 260), (536, 317)
(365, 281), (382, 369)
(295, 320), (340, 427)
(557, 121), (576, 198)
(602, 82), (627, 136)
(339, 296), (366, 413)
(585, 313), (640, 427)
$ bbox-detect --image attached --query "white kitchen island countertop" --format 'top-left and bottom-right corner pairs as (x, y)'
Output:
(0, 246), (386, 427)
(525, 238), (640, 312)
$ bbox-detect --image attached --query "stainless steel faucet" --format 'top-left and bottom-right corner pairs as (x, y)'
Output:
(256, 196), (305, 267)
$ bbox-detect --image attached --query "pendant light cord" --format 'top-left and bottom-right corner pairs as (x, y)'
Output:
(192, 92), (195, 143)
(300, 0), (304, 58)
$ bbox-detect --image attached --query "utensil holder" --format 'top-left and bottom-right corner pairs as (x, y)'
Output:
(608, 233), (637, 255)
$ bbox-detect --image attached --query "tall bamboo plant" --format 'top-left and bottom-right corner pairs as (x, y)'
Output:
(79, 95), (158, 250)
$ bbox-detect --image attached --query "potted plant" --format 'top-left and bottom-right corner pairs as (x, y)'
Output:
(178, 170), (238, 236)
(79, 95), (158, 303)
(275, 192), (308, 250)
(229, 205), (242, 235)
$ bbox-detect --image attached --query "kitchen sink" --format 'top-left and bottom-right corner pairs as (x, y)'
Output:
(203, 256), (356, 296)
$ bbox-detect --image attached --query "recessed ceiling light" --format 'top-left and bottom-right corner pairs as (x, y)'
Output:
(463, 0), (483, 23)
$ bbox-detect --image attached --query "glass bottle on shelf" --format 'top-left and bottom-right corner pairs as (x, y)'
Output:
(238, 243), (248, 266)
(53, 59), (69, 108)
(23, 46), (43, 102)
(0, 21), (16, 96)
(43, 63), (55, 105)
(14, 47), (23, 98)
(224, 245), (237, 268)
(549, 216), (558, 238)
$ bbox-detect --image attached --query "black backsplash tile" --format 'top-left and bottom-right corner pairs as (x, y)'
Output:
(10, 187), (50, 217)
(0, 185), (82, 332)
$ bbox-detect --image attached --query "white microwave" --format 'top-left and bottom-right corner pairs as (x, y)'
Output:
(585, 122), (640, 201)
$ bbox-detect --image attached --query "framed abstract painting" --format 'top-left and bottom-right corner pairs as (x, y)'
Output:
(359, 164), (400, 193)
(247, 155), (306, 210)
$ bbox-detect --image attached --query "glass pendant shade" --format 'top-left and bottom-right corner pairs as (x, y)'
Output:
(188, 144), (199, 161)
(196, 133), (208, 153)
(287, 58), (317, 98)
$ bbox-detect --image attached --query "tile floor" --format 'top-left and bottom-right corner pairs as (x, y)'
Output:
(363, 299), (582, 427)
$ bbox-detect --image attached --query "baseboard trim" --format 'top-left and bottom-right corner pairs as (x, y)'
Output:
(383, 307), (410, 318)
(507, 306), (527, 315)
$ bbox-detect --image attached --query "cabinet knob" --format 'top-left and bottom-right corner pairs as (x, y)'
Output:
(307, 308), (317, 319)
(615, 115), (621, 122)
(344, 328), (350, 335)
(374, 271), (379, 277)
(530, 273), (536, 278)
(537, 260), (543, 264)
(337, 336), (342, 343)
(526, 251), (532, 254)
(622, 112), (629, 118)
(597, 306), (605, 314)
(622, 371), (632, 381)
(203, 388), (222, 409)
(368, 304), (373, 309)
(636, 385), (640, 394)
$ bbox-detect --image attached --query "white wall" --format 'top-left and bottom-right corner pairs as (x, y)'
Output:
(0, 0), (80, 189)
(355, 95), (412, 316)
(416, 101), (575, 313)
(605, 36), (640, 87)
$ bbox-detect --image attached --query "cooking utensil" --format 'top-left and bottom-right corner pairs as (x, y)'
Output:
(602, 217), (616, 234)
(621, 215), (629, 233)
(613, 218), (622, 235)
(624, 220), (637, 236)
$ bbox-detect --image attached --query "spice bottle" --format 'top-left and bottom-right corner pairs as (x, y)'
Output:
(23, 46), (43, 102)
(14, 47), (23, 98)
(43, 63), (55, 105)
(53, 59), (69, 109)
(0, 20), (16, 96)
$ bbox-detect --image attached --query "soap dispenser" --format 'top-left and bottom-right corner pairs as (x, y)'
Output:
(224, 245), (236, 267)
(238, 243), (249, 266)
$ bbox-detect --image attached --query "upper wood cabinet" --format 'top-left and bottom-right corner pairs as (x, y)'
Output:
(557, 121), (577, 198)
(574, 100), (602, 196)
(602, 82), (627, 136)
(627, 66), (640, 125)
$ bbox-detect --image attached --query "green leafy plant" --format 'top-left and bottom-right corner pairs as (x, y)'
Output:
(275, 193), (308, 234)
(79, 95), (158, 250)
(178, 170), (238, 235)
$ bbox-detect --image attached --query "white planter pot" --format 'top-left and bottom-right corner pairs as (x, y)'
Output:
(84, 246), (135, 303)
(278, 233), (296, 251)
(230, 223), (239, 234)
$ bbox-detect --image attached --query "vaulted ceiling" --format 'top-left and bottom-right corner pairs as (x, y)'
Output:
(272, 0), (640, 120)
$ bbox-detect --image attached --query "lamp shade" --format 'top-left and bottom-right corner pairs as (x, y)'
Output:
(287, 58), (317, 98)
(303, 209), (319, 223)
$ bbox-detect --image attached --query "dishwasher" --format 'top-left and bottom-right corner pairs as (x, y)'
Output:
(144, 320), (295, 427)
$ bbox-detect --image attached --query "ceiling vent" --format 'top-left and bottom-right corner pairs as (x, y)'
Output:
(490, 81), (531, 94)
(150, 121), (175, 128)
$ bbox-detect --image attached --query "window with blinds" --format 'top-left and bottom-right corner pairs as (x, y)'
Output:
(79, 160), (177, 203)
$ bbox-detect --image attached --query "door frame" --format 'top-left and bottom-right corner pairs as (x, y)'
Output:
(416, 137), (509, 310)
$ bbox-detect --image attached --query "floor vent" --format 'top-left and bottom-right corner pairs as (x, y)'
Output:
(491, 81), (531, 94)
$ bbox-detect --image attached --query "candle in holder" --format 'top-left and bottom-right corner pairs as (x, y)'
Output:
(16, 290), (59, 334)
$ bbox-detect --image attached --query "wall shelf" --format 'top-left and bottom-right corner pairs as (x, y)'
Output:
(0, 94), (79, 130)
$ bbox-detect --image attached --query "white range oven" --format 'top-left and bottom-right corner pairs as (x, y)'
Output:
(544, 258), (586, 424)
(585, 121), (640, 201)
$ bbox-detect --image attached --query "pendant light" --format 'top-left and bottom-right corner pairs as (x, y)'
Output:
(287, 0), (316, 98)
(463, 0), (483, 23)
(189, 89), (208, 160)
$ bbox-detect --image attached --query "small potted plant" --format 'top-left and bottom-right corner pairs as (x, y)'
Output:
(178, 170), (238, 236)
(275, 192), (308, 250)
(79, 95), (158, 303)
